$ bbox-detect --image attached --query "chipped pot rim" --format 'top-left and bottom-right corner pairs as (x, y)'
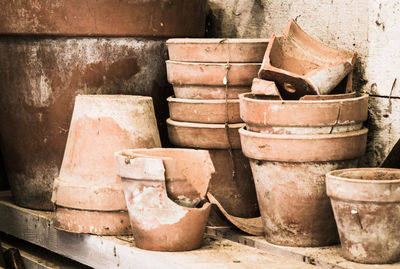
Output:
(166, 38), (270, 44)
(166, 60), (261, 67)
(167, 96), (240, 104)
(167, 118), (245, 129)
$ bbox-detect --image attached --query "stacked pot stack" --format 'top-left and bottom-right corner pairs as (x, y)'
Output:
(166, 39), (268, 219)
(239, 93), (369, 246)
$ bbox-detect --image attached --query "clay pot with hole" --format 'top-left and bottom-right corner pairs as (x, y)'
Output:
(239, 93), (368, 134)
(326, 168), (400, 264)
(114, 148), (214, 251)
(167, 96), (242, 123)
(52, 95), (161, 235)
(240, 126), (368, 247)
(167, 38), (269, 63)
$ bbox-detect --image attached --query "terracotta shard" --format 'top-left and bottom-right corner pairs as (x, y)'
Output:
(167, 38), (269, 63)
(172, 85), (250, 100)
(251, 78), (282, 99)
(326, 168), (400, 263)
(207, 193), (263, 236)
(166, 60), (260, 86)
(114, 149), (213, 251)
(259, 19), (356, 99)
(167, 96), (242, 124)
(167, 118), (244, 149)
(0, 0), (207, 37)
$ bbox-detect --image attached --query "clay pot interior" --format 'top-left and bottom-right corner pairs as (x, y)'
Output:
(329, 169), (400, 181)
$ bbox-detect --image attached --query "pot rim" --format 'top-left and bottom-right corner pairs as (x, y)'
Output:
(167, 118), (244, 129)
(167, 38), (269, 44)
(239, 126), (368, 140)
(327, 168), (400, 184)
(167, 96), (240, 104)
(166, 60), (261, 67)
(75, 94), (153, 101)
(239, 92), (368, 104)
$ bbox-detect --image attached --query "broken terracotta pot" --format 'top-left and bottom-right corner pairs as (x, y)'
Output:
(167, 96), (242, 124)
(239, 93), (368, 134)
(167, 118), (243, 149)
(172, 85), (250, 100)
(259, 19), (356, 99)
(0, 0), (207, 37)
(166, 61), (260, 86)
(326, 168), (400, 264)
(240, 127), (368, 246)
(251, 78), (281, 99)
(114, 148), (213, 251)
(167, 38), (269, 63)
(52, 95), (161, 235)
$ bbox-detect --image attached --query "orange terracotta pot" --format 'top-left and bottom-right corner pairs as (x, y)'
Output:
(114, 148), (214, 251)
(167, 118), (243, 149)
(0, 0), (207, 37)
(239, 93), (368, 134)
(167, 38), (269, 63)
(172, 85), (250, 100)
(327, 168), (400, 264)
(52, 95), (161, 235)
(167, 96), (242, 124)
(166, 61), (260, 86)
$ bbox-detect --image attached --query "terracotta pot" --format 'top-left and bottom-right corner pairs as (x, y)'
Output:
(167, 38), (268, 62)
(0, 37), (171, 210)
(259, 19), (356, 99)
(240, 127), (368, 246)
(0, 0), (207, 37)
(172, 85), (250, 100)
(52, 95), (161, 235)
(167, 118), (243, 149)
(114, 148), (213, 251)
(239, 93), (368, 134)
(167, 96), (242, 124)
(326, 168), (400, 264)
(166, 60), (260, 86)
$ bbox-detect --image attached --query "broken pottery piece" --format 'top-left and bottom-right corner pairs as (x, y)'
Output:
(207, 193), (263, 236)
(326, 168), (400, 263)
(167, 118), (243, 149)
(167, 96), (242, 124)
(167, 38), (269, 63)
(251, 78), (282, 99)
(259, 19), (356, 99)
(52, 95), (161, 235)
(114, 149), (214, 251)
(172, 85), (250, 100)
(166, 60), (260, 86)
(239, 93), (368, 134)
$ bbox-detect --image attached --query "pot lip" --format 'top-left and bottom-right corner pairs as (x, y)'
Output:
(166, 60), (261, 67)
(76, 94), (152, 101)
(173, 84), (250, 90)
(167, 118), (245, 129)
(167, 38), (269, 45)
(239, 92), (369, 104)
(327, 168), (400, 184)
(239, 126), (368, 140)
(167, 96), (239, 104)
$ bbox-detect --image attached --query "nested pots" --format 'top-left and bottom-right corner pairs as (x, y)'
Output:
(326, 168), (400, 264)
(114, 148), (214, 251)
(239, 93), (369, 246)
(52, 95), (161, 235)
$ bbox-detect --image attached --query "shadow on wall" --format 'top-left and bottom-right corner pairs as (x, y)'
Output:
(0, 149), (9, 190)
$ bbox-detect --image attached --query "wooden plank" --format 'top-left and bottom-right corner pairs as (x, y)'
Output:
(0, 192), (312, 269)
(206, 227), (400, 269)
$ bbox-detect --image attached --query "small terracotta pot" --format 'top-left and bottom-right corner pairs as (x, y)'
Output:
(166, 60), (260, 86)
(239, 93), (368, 134)
(167, 96), (241, 124)
(326, 168), (400, 264)
(167, 38), (269, 63)
(167, 118), (243, 149)
(52, 95), (161, 235)
(240, 127), (368, 246)
(172, 85), (250, 100)
(114, 148), (214, 251)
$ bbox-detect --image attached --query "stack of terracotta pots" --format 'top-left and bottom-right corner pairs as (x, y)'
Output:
(239, 92), (369, 246)
(0, 0), (207, 211)
(165, 39), (268, 219)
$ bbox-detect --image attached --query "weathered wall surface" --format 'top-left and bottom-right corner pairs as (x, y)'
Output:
(207, 0), (400, 166)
